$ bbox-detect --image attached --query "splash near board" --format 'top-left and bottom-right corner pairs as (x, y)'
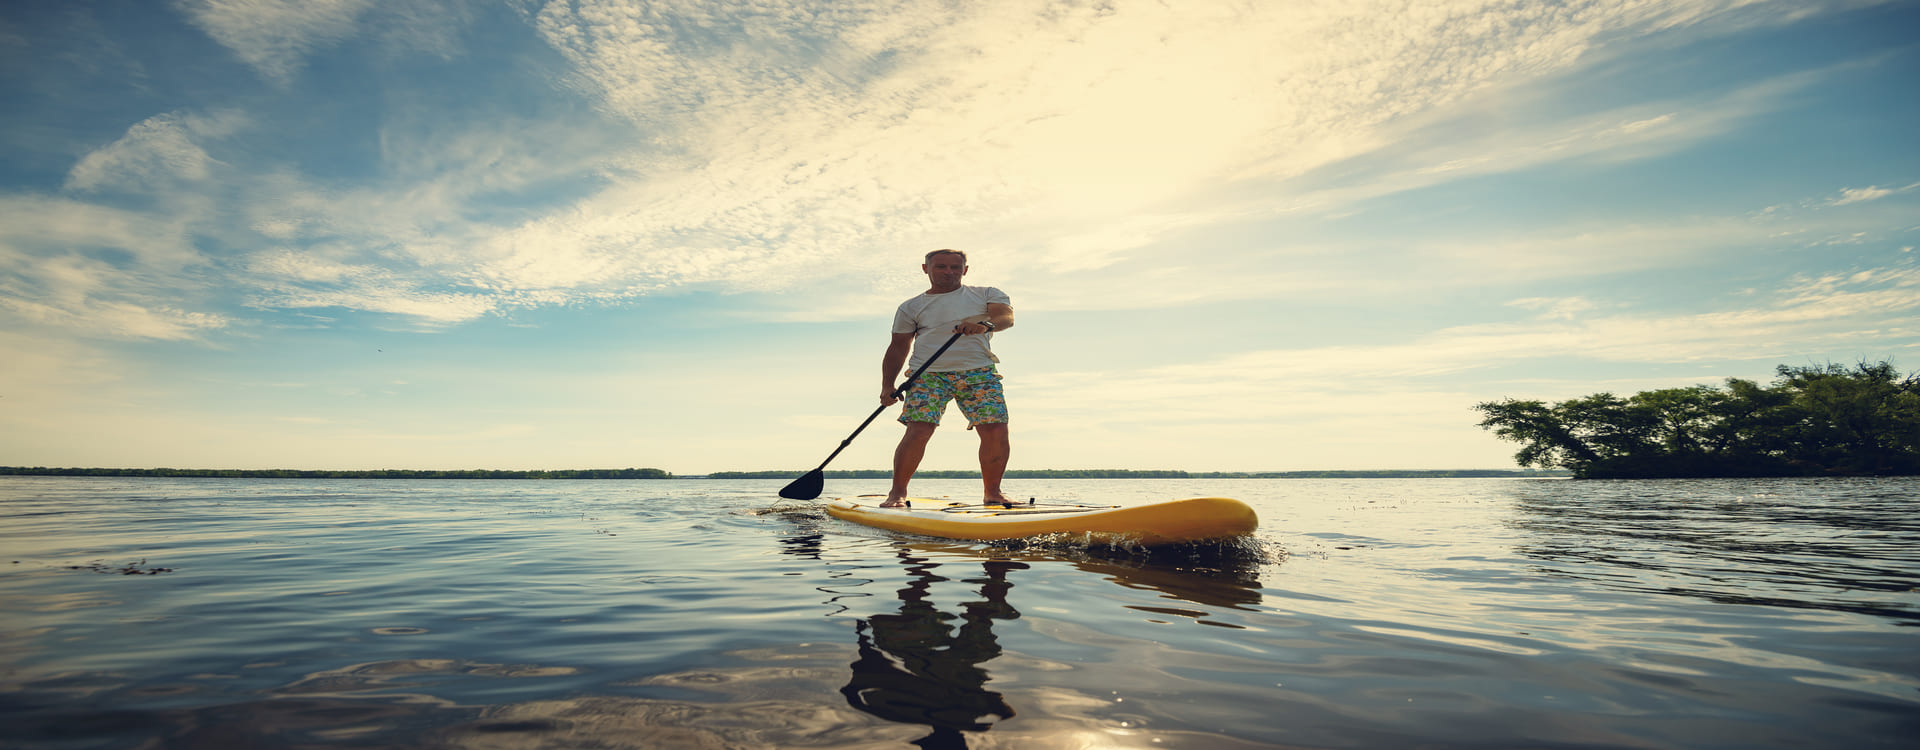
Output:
(824, 496), (1258, 547)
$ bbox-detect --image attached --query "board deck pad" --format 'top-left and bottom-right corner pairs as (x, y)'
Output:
(824, 495), (1258, 547)
(920, 500), (1116, 515)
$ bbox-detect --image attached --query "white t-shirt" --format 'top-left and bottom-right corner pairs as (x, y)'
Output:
(892, 285), (1011, 372)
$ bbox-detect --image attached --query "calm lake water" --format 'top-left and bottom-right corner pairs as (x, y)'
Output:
(1, 476), (1916, 749)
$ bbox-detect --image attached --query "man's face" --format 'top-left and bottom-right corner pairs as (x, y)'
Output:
(923, 253), (967, 290)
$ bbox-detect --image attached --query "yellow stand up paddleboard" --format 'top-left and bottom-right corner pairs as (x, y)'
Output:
(825, 496), (1258, 547)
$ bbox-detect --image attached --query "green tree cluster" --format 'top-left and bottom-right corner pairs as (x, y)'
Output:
(1475, 361), (1920, 478)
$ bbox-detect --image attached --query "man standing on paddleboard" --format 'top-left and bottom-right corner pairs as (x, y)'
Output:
(880, 249), (1016, 508)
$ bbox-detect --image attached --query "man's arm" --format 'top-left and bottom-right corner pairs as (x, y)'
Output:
(880, 331), (914, 405)
(987, 302), (1013, 331)
(956, 303), (1015, 334)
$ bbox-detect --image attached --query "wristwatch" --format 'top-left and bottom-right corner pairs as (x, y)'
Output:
(979, 320), (995, 331)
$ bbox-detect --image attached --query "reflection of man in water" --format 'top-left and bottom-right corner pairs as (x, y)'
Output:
(841, 547), (1025, 749)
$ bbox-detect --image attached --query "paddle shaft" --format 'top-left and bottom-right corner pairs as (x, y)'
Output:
(808, 329), (967, 471)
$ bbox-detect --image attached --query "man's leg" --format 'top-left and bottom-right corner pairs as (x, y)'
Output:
(975, 422), (1010, 504)
(884, 421), (938, 507)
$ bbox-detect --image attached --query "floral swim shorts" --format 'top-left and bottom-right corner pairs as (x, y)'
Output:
(898, 366), (1008, 427)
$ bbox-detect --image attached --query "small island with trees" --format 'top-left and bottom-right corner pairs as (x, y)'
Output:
(1476, 361), (1920, 479)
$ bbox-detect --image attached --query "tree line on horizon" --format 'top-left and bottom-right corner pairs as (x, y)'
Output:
(707, 469), (1196, 479)
(1476, 361), (1920, 479)
(0, 467), (1567, 480)
(0, 467), (674, 479)
(706, 469), (1563, 479)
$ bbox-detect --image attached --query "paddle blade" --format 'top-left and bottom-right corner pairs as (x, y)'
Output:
(779, 469), (825, 500)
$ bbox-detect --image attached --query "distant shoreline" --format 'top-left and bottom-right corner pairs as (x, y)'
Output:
(705, 469), (1567, 479)
(0, 467), (1567, 479)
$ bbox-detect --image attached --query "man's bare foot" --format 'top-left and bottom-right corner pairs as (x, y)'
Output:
(879, 493), (908, 508)
(983, 494), (1014, 507)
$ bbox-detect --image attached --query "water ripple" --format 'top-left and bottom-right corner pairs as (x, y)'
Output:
(2, 476), (1916, 749)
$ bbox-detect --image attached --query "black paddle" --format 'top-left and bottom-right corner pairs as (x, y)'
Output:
(779, 329), (968, 500)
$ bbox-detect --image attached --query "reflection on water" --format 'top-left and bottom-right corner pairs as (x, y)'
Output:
(842, 546), (1022, 748)
(1507, 478), (1920, 624)
(1063, 545), (1266, 612)
(772, 521), (1267, 748)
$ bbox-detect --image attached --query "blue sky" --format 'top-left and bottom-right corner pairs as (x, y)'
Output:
(2, 0), (1915, 474)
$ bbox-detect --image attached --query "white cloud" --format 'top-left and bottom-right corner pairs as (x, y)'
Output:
(0, 196), (228, 340)
(0, 294), (229, 341)
(1269, 64), (1835, 224)
(1507, 296), (1599, 321)
(1827, 181), (1920, 206)
(0, 195), (199, 267)
(64, 110), (246, 193)
(248, 249), (376, 284)
(177, 0), (373, 84)
(246, 248), (498, 327)
(1829, 186), (1893, 205)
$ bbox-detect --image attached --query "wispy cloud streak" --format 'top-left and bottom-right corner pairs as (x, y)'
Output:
(178, 0), (374, 84)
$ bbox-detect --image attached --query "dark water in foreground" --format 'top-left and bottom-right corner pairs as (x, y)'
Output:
(1, 476), (1916, 749)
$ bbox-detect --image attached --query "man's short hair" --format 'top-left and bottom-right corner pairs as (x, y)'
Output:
(925, 248), (967, 265)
